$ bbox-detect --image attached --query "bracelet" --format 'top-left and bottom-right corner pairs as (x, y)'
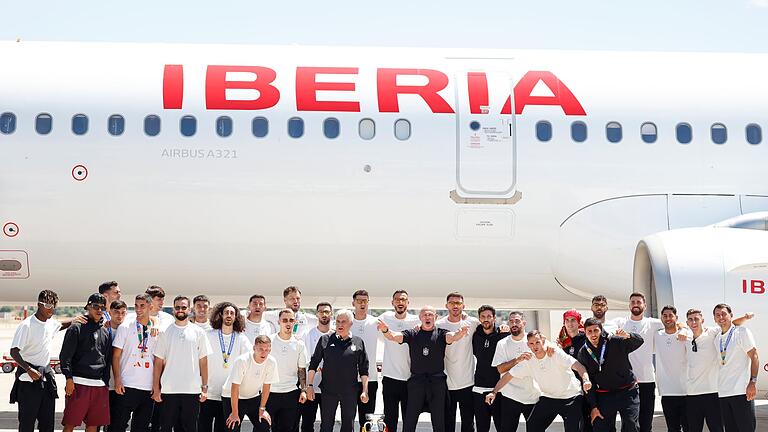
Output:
(307, 384), (313, 387)
(201, 385), (208, 391)
(259, 407), (266, 411)
(382, 328), (389, 333)
(750, 376), (758, 383)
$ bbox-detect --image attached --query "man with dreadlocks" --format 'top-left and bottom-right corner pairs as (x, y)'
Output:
(199, 302), (251, 432)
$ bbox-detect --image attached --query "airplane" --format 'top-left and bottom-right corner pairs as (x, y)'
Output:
(0, 41), (766, 390)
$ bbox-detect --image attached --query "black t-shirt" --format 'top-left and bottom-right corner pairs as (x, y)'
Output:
(564, 332), (587, 359)
(400, 328), (449, 376)
(472, 326), (509, 388)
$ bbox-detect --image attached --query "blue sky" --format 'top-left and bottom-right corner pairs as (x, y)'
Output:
(2, 0), (767, 52)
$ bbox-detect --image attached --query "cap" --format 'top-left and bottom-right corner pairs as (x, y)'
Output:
(563, 309), (582, 323)
(86, 293), (107, 309)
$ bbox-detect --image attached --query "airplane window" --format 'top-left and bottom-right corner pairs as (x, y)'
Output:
(359, 118), (375, 140)
(252, 117), (268, 138)
(180, 115), (197, 137)
(35, 114), (52, 135)
(746, 124), (762, 145)
(108, 115), (125, 136)
(288, 117), (304, 138)
(640, 122), (657, 143)
(144, 115), (161, 137)
(394, 119), (411, 141)
(323, 118), (340, 139)
(571, 121), (587, 142)
(711, 123), (727, 144)
(72, 114), (89, 135)
(536, 121), (552, 142)
(676, 123), (692, 144)
(216, 116), (233, 138)
(606, 122), (622, 143)
(0, 112), (16, 134)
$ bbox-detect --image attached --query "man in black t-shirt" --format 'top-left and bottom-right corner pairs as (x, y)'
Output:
(378, 306), (469, 432)
(472, 305), (509, 432)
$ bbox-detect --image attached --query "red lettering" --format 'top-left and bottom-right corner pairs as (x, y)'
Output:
(468, 72), (489, 114)
(377, 68), (454, 113)
(163, 65), (184, 109)
(751, 279), (765, 294)
(743, 279), (749, 293)
(295, 67), (360, 112)
(205, 66), (280, 110)
(501, 71), (586, 115)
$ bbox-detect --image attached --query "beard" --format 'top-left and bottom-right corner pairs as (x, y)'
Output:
(511, 328), (522, 336)
(319, 317), (331, 326)
(631, 307), (644, 317)
(175, 312), (188, 321)
(592, 309), (605, 319)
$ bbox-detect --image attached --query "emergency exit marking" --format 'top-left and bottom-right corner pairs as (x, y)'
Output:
(3, 222), (19, 237)
(72, 165), (88, 181)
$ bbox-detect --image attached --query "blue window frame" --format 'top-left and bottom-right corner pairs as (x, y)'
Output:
(36, 113), (52, 135)
(180, 115), (196, 137)
(323, 118), (340, 139)
(252, 117), (268, 138)
(108, 115), (125, 136)
(0, 112), (16, 134)
(746, 124), (762, 145)
(288, 117), (304, 138)
(216, 116), (233, 137)
(606, 122), (622, 143)
(144, 115), (161, 136)
(72, 114), (89, 135)
(571, 121), (587, 142)
(641, 122), (657, 143)
(711, 123), (727, 144)
(676, 123), (692, 144)
(536, 121), (552, 142)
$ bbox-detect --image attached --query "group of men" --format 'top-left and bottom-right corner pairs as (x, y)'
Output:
(7, 283), (761, 432)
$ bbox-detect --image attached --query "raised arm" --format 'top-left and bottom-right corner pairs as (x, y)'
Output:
(445, 325), (470, 344)
(496, 351), (532, 374)
(571, 360), (592, 391)
(733, 312), (753, 326)
(377, 319), (404, 344)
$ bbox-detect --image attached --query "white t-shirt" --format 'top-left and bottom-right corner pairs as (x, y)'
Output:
(302, 327), (333, 394)
(510, 348), (581, 399)
(715, 325), (757, 398)
(194, 321), (212, 332)
(11, 315), (62, 383)
(654, 329), (688, 396)
(614, 316), (664, 383)
(685, 327), (720, 395)
(222, 353), (280, 400)
(601, 319), (619, 334)
(154, 322), (213, 394)
(153, 311), (175, 331)
(491, 336), (540, 404)
(244, 318), (275, 344)
(380, 312), (421, 381)
(438, 316), (480, 390)
(351, 315), (381, 382)
(264, 310), (318, 339)
(206, 329), (251, 401)
(269, 333), (307, 393)
(112, 319), (161, 391)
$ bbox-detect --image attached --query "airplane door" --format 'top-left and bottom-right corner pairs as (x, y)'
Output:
(452, 71), (519, 204)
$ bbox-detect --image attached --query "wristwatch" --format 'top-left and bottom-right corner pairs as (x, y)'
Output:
(750, 376), (758, 384)
(201, 385), (209, 391)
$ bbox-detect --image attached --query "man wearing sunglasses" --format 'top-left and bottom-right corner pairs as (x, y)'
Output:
(10, 290), (85, 432)
(60, 293), (113, 432)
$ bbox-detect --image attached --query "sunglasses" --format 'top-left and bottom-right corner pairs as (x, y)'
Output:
(88, 304), (107, 312)
(38, 301), (56, 309)
(174, 306), (189, 311)
(281, 318), (296, 323)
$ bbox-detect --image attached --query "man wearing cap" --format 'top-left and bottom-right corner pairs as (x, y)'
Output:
(60, 294), (113, 432)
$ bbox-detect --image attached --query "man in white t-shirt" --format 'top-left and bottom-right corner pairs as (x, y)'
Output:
(244, 294), (275, 343)
(199, 302), (251, 432)
(98, 281), (122, 322)
(264, 286), (318, 339)
(112, 294), (161, 432)
(10, 290), (84, 432)
(300, 302), (334, 432)
(152, 295), (213, 432)
(612, 292), (664, 432)
(653, 306), (688, 432)
(146, 286), (174, 331)
(713, 303), (759, 432)
(351, 290), (381, 428)
(684, 308), (751, 432)
(268, 309), (309, 432)
(379, 290), (420, 432)
(490, 311), (541, 432)
(487, 330), (591, 432)
(223, 335), (280, 432)
(437, 292), (480, 432)
(193, 295), (213, 332)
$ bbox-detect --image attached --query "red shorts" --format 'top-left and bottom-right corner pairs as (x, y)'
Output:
(62, 383), (110, 427)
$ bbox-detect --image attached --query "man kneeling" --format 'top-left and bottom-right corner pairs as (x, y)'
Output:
(223, 335), (279, 432)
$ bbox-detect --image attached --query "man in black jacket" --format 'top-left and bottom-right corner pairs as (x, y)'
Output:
(472, 305), (509, 432)
(60, 293), (113, 432)
(577, 317), (643, 432)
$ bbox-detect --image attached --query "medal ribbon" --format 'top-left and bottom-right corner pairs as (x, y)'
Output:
(219, 330), (236, 366)
(585, 341), (607, 372)
(719, 326), (735, 365)
(136, 321), (149, 357)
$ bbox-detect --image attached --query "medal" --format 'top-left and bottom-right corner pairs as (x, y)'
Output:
(585, 341), (607, 372)
(219, 330), (236, 368)
(719, 327), (735, 366)
(422, 347), (430, 356)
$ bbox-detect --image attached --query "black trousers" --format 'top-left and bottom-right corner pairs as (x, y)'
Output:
(301, 392), (322, 432)
(625, 383), (654, 432)
(719, 395), (756, 432)
(499, 395), (535, 432)
(527, 395), (583, 432)
(382, 377), (408, 432)
(403, 375), (448, 432)
(661, 396), (688, 432)
(267, 389), (301, 432)
(161, 393), (200, 432)
(685, 393), (722, 432)
(446, 386), (474, 432)
(594, 387), (640, 432)
(110, 387), (155, 432)
(16, 380), (56, 432)
(222, 396), (269, 432)
(198, 399), (226, 432)
(472, 391), (501, 432)
(357, 381), (378, 429)
(320, 391), (358, 432)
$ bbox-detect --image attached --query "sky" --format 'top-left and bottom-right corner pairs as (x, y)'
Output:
(2, 0), (768, 53)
